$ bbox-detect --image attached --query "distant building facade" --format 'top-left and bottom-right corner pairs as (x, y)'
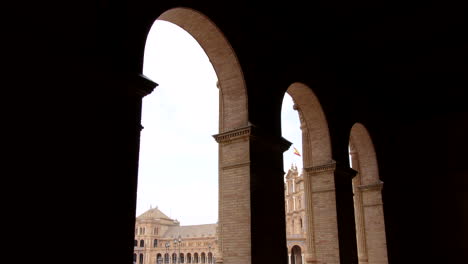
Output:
(285, 164), (307, 264)
(134, 164), (307, 264)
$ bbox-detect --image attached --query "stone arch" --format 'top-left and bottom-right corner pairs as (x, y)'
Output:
(156, 7), (248, 132)
(284, 82), (340, 263)
(285, 82), (332, 167)
(142, 7), (250, 264)
(156, 253), (163, 264)
(349, 123), (388, 264)
(290, 245), (303, 264)
(349, 123), (380, 185)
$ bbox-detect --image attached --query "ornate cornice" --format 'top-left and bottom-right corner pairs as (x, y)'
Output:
(220, 161), (250, 170)
(213, 126), (252, 143)
(304, 161), (357, 181)
(304, 161), (337, 175)
(128, 73), (158, 97)
(213, 125), (292, 153)
(358, 181), (384, 191)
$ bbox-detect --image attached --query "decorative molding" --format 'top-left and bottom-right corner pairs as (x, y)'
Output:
(220, 161), (250, 170)
(311, 187), (336, 193)
(213, 126), (252, 143)
(304, 161), (357, 182)
(358, 181), (384, 191)
(304, 161), (336, 175)
(363, 202), (384, 207)
(213, 124), (292, 153)
(128, 74), (158, 97)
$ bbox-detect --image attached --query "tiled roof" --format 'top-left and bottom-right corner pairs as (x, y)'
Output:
(137, 207), (173, 220)
(164, 224), (217, 238)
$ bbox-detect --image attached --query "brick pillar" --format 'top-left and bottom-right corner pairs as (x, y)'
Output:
(350, 149), (368, 264)
(350, 145), (388, 264)
(359, 182), (388, 264)
(250, 126), (291, 264)
(334, 162), (359, 264)
(302, 161), (358, 264)
(213, 126), (253, 264)
(303, 162), (339, 264)
(214, 125), (291, 264)
(130, 74), (158, 264)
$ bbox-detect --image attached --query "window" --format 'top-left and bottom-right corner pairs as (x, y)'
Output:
(140, 240), (145, 248)
(154, 239), (158, 248)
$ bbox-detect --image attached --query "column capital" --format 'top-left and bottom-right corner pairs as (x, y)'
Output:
(212, 125), (252, 143)
(127, 73), (158, 97)
(304, 161), (357, 182)
(334, 162), (358, 181)
(249, 124), (292, 153)
(213, 124), (292, 153)
(358, 181), (384, 191)
(303, 161), (337, 175)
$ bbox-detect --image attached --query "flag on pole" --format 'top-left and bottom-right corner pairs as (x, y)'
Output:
(293, 147), (301, 156)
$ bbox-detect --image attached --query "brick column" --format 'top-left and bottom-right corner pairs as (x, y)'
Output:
(302, 161), (358, 264)
(213, 126), (253, 264)
(303, 162), (338, 264)
(359, 182), (388, 263)
(129, 74), (158, 264)
(350, 149), (368, 264)
(250, 126), (291, 264)
(334, 162), (359, 264)
(214, 125), (291, 264)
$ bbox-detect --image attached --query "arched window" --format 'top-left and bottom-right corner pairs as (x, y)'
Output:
(194, 253), (199, 263)
(207, 253), (213, 264)
(133, 253), (137, 264)
(156, 254), (163, 264)
(140, 240), (145, 247)
(134, 240), (138, 247)
(201, 252), (206, 263)
(164, 253), (169, 264)
(172, 253), (177, 263)
(180, 253), (185, 263)
(187, 253), (192, 263)
(291, 245), (302, 264)
(154, 239), (158, 248)
(140, 253), (144, 264)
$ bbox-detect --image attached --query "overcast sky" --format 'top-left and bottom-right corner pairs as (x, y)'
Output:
(137, 20), (302, 225)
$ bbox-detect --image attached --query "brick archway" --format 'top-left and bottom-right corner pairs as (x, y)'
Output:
(157, 8), (248, 132)
(350, 123), (388, 263)
(285, 82), (340, 263)
(148, 7), (250, 264)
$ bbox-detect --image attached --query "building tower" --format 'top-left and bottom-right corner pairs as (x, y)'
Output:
(285, 164), (307, 264)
